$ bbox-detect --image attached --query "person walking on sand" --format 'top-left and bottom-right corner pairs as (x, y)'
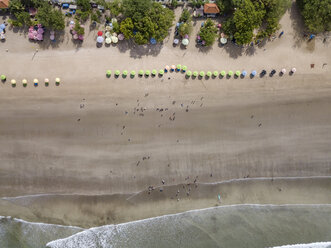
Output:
(279, 31), (284, 38)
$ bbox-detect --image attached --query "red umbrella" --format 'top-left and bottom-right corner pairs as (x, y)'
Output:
(97, 31), (103, 36)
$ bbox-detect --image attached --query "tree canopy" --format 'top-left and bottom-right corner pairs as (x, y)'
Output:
(36, 3), (65, 30)
(222, 0), (291, 45)
(297, 0), (331, 33)
(121, 0), (174, 44)
(178, 9), (193, 37)
(198, 19), (218, 46)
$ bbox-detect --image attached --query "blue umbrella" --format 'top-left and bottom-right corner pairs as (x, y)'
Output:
(251, 70), (257, 76)
(242, 71), (247, 76)
(150, 38), (156, 45)
(176, 23), (180, 27)
(0, 24), (5, 30)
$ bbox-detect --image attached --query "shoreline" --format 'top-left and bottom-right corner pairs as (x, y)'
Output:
(1, 177), (331, 227)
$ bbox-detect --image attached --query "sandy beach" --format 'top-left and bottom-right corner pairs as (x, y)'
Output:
(0, 3), (331, 228)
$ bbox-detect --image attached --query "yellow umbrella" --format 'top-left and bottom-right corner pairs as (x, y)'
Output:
(11, 79), (16, 85)
(55, 78), (60, 84)
(22, 79), (27, 85)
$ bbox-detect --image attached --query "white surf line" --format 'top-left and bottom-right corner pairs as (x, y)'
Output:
(46, 203), (331, 245)
(2, 175), (330, 201)
(0, 216), (84, 230)
(269, 241), (331, 248)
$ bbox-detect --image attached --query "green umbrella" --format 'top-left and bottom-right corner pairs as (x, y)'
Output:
(193, 71), (198, 77)
(1, 75), (6, 81)
(145, 70), (150, 76)
(106, 70), (112, 77)
(235, 70), (241, 77)
(115, 70), (120, 76)
(228, 70), (233, 76)
(199, 71), (205, 77)
(159, 69), (164, 75)
(123, 70), (128, 76)
(139, 70), (144, 76)
(220, 71), (226, 77)
(186, 70), (192, 77)
(131, 70), (136, 76)
(152, 69), (157, 75)
(206, 71), (212, 77)
(176, 64), (181, 71)
(213, 71), (218, 77)
(182, 65), (187, 72)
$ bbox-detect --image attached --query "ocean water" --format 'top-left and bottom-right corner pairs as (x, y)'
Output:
(0, 216), (83, 248)
(46, 204), (331, 248)
(1, 205), (331, 248)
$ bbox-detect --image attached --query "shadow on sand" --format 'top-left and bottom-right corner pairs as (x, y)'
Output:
(289, 2), (306, 48)
(116, 40), (163, 58)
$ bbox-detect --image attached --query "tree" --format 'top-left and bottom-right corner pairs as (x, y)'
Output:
(120, 17), (134, 39)
(121, 0), (174, 44)
(77, 0), (91, 12)
(216, 0), (233, 13)
(171, 0), (178, 8)
(15, 11), (32, 26)
(179, 9), (192, 23)
(74, 20), (85, 35)
(122, 0), (152, 23)
(179, 23), (192, 37)
(108, 0), (122, 17)
(190, 0), (204, 8)
(36, 3), (65, 30)
(223, 0), (265, 45)
(297, 0), (331, 33)
(8, 0), (24, 14)
(198, 19), (218, 46)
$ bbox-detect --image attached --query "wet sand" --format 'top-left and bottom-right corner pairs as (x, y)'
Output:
(1, 177), (331, 228)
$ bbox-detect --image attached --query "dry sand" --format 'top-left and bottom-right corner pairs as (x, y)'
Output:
(0, 3), (331, 226)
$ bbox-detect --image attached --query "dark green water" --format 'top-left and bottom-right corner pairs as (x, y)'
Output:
(1, 205), (331, 248)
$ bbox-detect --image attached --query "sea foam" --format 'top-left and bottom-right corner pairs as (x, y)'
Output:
(270, 242), (331, 248)
(46, 204), (331, 248)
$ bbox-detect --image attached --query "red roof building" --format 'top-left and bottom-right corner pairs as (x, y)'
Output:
(0, 0), (9, 8)
(204, 3), (220, 16)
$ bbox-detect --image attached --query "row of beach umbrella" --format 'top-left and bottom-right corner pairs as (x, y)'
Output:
(105, 67), (296, 79)
(0, 75), (61, 87)
(185, 68), (296, 78)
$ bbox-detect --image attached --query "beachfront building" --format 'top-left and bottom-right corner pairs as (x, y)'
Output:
(51, 0), (76, 4)
(203, 3), (220, 18)
(0, 0), (9, 8)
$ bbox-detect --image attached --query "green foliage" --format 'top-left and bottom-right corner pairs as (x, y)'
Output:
(8, 18), (22, 27)
(122, 0), (152, 22)
(76, 9), (90, 22)
(171, 0), (178, 8)
(215, 0), (233, 13)
(14, 11), (32, 26)
(121, 0), (174, 44)
(108, 0), (122, 17)
(179, 9), (192, 23)
(179, 9), (192, 37)
(297, 0), (331, 33)
(77, 0), (91, 12)
(74, 20), (85, 35)
(198, 18), (218, 46)
(222, 0), (290, 44)
(112, 21), (120, 33)
(8, 0), (24, 14)
(120, 17), (134, 39)
(90, 12), (100, 23)
(190, 0), (204, 8)
(179, 22), (192, 36)
(36, 3), (65, 30)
